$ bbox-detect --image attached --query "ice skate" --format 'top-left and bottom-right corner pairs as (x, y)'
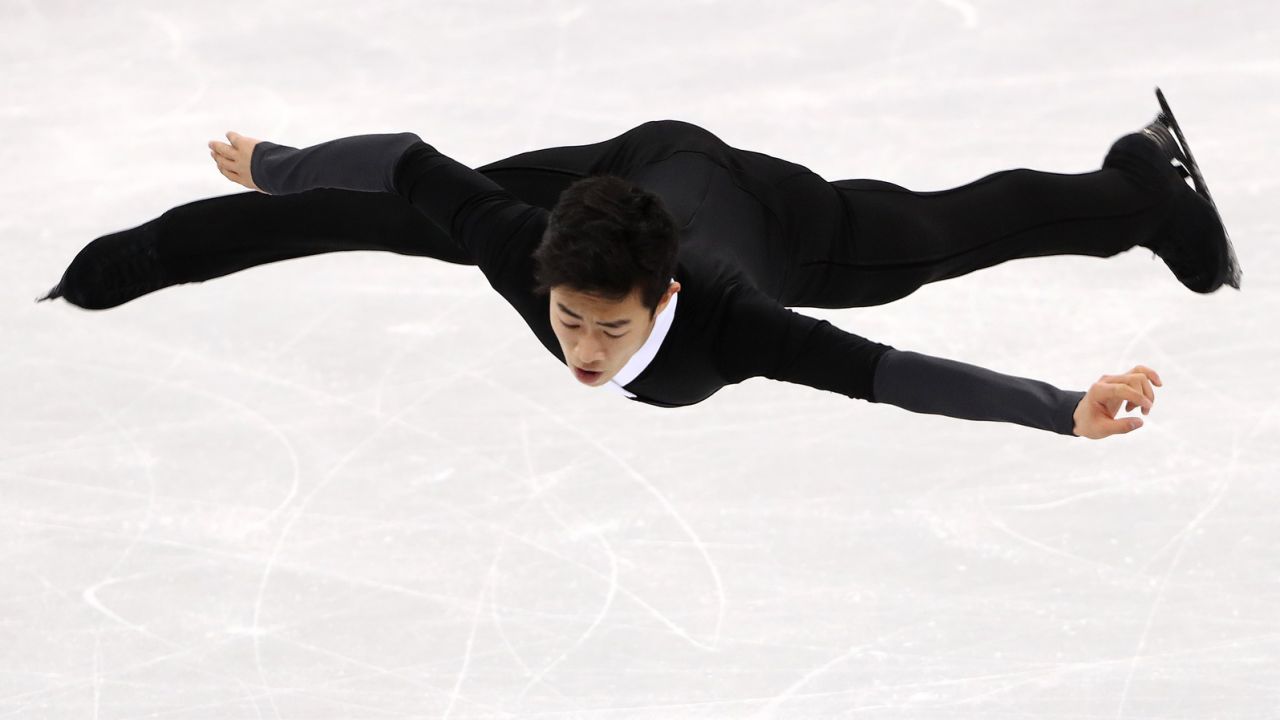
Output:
(36, 219), (170, 310)
(1136, 87), (1242, 293)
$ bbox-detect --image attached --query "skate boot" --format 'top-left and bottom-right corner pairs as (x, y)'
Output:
(36, 217), (171, 309)
(1131, 87), (1242, 293)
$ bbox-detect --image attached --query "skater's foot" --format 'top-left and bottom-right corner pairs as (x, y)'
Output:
(1106, 88), (1242, 294)
(1149, 182), (1233, 294)
(38, 218), (170, 310)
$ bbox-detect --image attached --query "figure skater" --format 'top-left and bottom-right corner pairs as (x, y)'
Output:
(39, 88), (1241, 440)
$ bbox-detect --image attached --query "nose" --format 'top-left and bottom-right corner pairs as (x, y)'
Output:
(575, 338), (606, 367)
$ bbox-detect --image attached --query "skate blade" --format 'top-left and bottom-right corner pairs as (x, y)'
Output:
(35, 281), (63, 303)
(1154, 86), (1243, 290)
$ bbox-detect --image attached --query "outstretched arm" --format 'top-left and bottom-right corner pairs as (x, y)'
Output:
(714, 282), (1158, 438)
(208, 130), (421, 195)
(871, 349), (1085, 436)
(208, 130), (545, 276)
(873, 352), (1161, 438)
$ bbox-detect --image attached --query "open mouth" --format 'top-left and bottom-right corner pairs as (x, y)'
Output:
(573, 366), (603, 383)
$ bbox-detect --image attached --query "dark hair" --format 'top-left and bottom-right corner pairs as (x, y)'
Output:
(532, 174), (678, 317)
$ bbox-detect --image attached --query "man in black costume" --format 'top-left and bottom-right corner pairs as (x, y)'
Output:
(43, 90), (1242, 440)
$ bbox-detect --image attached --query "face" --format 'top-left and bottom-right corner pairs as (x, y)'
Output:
(549, 282), (680, 387)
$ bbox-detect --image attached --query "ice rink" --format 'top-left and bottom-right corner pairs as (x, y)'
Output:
(3, 0), (1278, 717)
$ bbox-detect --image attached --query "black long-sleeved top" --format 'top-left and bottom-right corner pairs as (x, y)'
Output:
(250, 128), (1086, 436)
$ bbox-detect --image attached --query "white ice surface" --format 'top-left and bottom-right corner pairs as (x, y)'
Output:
(3, 1), (1279, 718)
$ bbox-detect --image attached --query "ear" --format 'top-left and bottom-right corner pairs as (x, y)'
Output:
(653, 280), (680, 315)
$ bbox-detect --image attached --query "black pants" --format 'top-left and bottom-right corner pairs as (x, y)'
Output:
(111, 130), (1174, 309)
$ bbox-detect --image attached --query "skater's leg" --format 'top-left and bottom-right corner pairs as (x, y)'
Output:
(43, 187), (473, 309)
(45, 122), (686, 310)
(44, 135), (622, 310)
(161, 133), (620, 282)
(162, 187), (476, 279)
(798, 133), (1179, 308)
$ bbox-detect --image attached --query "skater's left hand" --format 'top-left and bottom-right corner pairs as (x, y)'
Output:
(1072, 365), (1162, 439)
(208, 131), (265, 193)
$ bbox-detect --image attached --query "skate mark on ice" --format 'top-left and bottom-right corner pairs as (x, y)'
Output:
(469, 370), (729, 651)
(508, 419), (620, 705)
(1114, 441), (1239, 719)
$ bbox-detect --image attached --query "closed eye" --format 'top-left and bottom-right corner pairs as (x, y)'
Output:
(560, 320), (625, 339)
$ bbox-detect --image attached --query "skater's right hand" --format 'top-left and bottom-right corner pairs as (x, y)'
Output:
(1071, 365), (1162, 439)
(208, 131), (266, 193)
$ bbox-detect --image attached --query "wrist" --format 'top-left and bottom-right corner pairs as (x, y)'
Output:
(1070, 392), (1086, 437)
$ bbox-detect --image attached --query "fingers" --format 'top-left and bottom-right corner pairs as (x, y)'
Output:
(1105, 381), (1151, 414)
(1130, 364), (1163, 387)
(209, 131), (250, 157)
(209, 141), (242, 178)
(1079, 400), (1144, 438)
(209, 140), (235, 159)
(1126, 364), (1161, 412)
(1138, 376), (1154, 414)
(225, 131), (261, 149)
(1101, 415), (1144, 436)
(1103, 367), (1161, 415)
(1126, 371), (1157, 412)
(1083, 365), (1163, 439)
(1081, 396), (1144, 438)
(209, 148), (237, 176)
(208, 135), (249, 187)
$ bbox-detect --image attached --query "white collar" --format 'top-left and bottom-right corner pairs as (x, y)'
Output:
(603, 282), (678, 399)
